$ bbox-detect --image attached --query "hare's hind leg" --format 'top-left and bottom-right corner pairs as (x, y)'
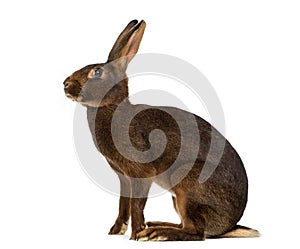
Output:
(137, 226), (204, 241)
(137, 195), (205, 241)
(146, 222), (182, 228)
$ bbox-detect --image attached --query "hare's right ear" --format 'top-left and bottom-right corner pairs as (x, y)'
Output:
(107, 20), (146, 69)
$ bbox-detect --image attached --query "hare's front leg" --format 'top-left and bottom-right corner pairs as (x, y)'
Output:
(130, 179), (152, 240)
(109, 174), (131, 235)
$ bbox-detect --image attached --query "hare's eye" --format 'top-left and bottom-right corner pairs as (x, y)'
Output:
(92, 68), (103, 78)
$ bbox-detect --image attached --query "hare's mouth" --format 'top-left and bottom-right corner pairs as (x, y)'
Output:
(75, 94), (90, 105)
(65, 92), (78, 101)
(77, 95), (84, 102)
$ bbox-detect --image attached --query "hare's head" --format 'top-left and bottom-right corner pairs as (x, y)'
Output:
(63, 20), (146, 107)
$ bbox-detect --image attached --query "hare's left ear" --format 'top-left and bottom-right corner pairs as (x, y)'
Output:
(107, 20), (146, 68)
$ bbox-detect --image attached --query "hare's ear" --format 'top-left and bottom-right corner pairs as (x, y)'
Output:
(107, 20), (146, 68)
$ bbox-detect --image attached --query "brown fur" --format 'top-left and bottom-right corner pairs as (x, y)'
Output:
(63, 20), (259, 241)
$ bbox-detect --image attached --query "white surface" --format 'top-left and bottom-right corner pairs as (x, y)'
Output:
(0, 0), (299, 248)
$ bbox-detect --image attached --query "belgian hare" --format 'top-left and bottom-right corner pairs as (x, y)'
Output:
(64, 20), (259, 241)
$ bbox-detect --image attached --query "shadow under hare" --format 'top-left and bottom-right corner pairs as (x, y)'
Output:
(64, 20), (259, 241)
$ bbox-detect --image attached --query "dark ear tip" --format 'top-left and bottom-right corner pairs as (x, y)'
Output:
(129, 20), (139, 25)
(129, 20), (146, 28)
(136, 20), (146, 29)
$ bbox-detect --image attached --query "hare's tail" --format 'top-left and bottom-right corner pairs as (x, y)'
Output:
(219, 225), (260, 238)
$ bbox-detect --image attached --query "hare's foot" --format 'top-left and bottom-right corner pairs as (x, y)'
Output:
(137, 226), (204, 241)
(146, 221), (182, 228)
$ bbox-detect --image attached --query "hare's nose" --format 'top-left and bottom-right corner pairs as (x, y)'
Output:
(64, 80), (72, 89)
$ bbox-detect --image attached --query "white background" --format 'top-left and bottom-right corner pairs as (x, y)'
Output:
(1, 0), (299, 248)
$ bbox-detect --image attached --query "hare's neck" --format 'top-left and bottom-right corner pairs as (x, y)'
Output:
(100, 78), (129, 106)
(86, 106), (98, 139)
(86, 101), (130, 131)
(86, 102), (131, 158)
(86, 105), (114, 142)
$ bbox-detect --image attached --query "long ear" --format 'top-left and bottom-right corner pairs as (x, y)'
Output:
(107, 20), (138, 62)
(107, 20), (146, 66)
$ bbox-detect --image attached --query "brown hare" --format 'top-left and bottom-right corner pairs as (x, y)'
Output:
(64, 20), (259, 241)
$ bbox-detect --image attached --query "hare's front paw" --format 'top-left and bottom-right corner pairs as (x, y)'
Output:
(109, 221), (128, 235)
